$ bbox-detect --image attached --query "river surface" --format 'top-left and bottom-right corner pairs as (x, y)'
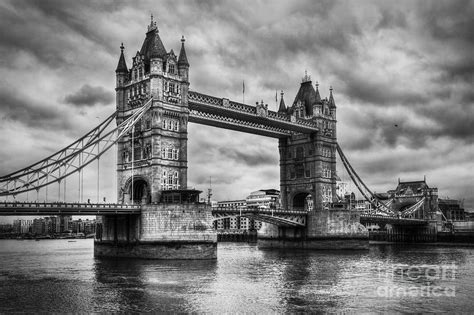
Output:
(0, 240), (473, 312)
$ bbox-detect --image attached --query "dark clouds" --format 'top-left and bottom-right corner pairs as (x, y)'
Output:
(64, 84), (114, 107)
(0, 0), (472, 209)
(0, 84), (67, 129)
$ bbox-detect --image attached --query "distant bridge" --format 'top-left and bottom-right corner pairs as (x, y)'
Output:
(212, 207), (307, 227)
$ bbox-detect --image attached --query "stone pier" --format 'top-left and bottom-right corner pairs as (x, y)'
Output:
(258, 208), (369, 249)
(94, 202), (217, 259)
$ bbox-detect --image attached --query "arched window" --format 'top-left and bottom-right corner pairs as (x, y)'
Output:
(167, 147), (173, 159)
(162, 119), (167, 129)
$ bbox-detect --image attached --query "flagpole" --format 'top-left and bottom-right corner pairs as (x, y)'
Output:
(275, 90), (278, 110)
(242, 80), (245, 104)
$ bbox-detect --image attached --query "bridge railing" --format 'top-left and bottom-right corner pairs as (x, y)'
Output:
(212, 207), (307, 215)
(0, 201), (141, 210)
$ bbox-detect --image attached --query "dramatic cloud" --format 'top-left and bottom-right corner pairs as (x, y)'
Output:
(64, 84), (114, 107)
(0, 0), (472, 212)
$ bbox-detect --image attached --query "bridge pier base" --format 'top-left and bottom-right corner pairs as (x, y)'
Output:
(258, 209), (369, 250)
(94, 203), (217, 259)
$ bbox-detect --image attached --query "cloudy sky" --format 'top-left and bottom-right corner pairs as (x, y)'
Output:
(0, 0), (473, 210)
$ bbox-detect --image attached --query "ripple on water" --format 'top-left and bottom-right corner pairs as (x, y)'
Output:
(0, 240), (472, 312)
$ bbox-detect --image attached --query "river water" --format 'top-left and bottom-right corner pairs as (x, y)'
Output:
(0, 240), (473, 312)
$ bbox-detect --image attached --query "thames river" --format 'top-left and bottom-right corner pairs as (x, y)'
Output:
(0, 240), (473, 312)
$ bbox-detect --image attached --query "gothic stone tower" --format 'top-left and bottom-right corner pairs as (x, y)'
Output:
(259, 74), (367, 247)
(279, 74), (337, 214)
(96, 19), (216, 259)
(115, 18), (190, 204)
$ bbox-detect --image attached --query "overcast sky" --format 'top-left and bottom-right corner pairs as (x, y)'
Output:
(0, 0), (473, 211)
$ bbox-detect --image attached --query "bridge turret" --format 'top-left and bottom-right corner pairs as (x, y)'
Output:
(329, 86), (336, 119)
(115, 43), (128, 112)
(278, 90), (287, 113)
(312, 82), (323, 115)
(178, 36), (189, 81)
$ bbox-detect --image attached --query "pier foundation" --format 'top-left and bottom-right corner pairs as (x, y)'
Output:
(94, 203), (217, 259)
(258, 209), (369, 249)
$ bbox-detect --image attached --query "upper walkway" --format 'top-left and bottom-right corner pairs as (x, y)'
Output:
(188, 91), (319, 138)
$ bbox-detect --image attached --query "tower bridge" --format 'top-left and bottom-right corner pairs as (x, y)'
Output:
(0, 18), (439, 258)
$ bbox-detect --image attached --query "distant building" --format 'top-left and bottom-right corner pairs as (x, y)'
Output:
(61, 215), (72, 233)
(246, 189), (279, 209)
(388, 179), (438, 219)
(465, 211), (474, 221)
(335, 175), (348, 200)
(438, 199), (466, 221)
(214, 199), (246, 209)
(13, 219), (32, 234)
(213, 189), (280, 232)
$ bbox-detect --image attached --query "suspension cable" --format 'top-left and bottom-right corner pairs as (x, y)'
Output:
(0, 98), (152, 196)
(336, 144), (394, 215)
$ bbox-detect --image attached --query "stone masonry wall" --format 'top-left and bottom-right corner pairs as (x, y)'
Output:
(140, 203), (216, 242)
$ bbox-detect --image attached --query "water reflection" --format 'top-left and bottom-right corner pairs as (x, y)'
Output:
(93, 257), (218, 312)
(0, 240), (473, 313)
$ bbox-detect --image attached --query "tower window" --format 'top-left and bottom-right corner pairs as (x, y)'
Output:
(169, 64), (175, 74)
(296, 147), (304, 161)
(295, 164), (304, 178)
(169, 82), (175, 93)
(133, 145), (142, 160)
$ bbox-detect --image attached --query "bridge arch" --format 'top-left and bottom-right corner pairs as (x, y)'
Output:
(291, 191), (313, 211)
(123, 175), (151, 204)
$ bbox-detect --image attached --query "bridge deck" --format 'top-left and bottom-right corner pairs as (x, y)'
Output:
(212, 208), (308, 215)
(0, 202), (141, 215)
(360, 214), (428, 225)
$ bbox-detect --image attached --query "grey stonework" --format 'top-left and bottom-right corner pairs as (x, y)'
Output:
(115, 23), (190, 204)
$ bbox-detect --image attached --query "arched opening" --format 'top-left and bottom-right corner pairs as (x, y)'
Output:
(130, 178), (150, 204)
(293, 192), (312, 211)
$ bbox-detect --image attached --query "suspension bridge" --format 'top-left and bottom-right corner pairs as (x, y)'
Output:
(0, 18), (440, 258)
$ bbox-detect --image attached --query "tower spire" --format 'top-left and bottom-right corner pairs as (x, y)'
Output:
(115, 42), (128, 73)
(328, 85), (336, 108)
(315, 81), (321, 103)
(178, 35), (189, 67)
(278, 90), (287, 113)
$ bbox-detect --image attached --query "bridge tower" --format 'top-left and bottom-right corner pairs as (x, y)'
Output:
(278, 74), (337, 214)
(95, 18), (216, 259)
(115, 17), (189, 204)
(259, 74), (368, 248)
